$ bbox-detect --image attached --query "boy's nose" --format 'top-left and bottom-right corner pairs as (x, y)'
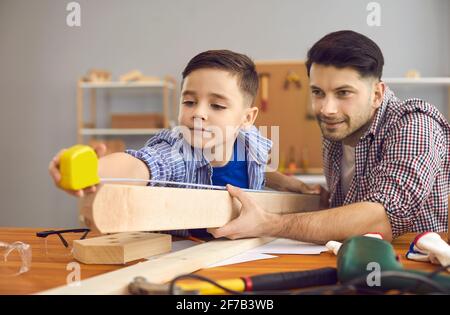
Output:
(192, 104), (208, 120)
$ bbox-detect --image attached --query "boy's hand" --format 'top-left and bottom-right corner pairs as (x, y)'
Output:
(288, 180), (330, 209)
(287, 180), (330, 209)
(265, 172), (329, 209)
(48, 143), (107, 197)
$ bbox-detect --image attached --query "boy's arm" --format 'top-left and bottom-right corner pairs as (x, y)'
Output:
(49, 144), (150, 197)
(265, 171), (329, 209)
(265, 171), (321, 194)
(98, 152), (150, 184)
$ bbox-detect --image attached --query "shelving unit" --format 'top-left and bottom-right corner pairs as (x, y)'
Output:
(383, 77), (450, 85)
(76, 77), (177, 144)
(383, 77), (450, 119)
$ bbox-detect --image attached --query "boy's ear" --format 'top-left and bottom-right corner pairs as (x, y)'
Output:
(241, 106), (259, 129)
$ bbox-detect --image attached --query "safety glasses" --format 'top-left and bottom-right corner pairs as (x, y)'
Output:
(36, 228), (90, 259)
(0, 241), (32, 277)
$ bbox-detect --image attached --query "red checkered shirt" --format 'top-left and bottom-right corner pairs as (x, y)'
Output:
(323, 87), (450, 238)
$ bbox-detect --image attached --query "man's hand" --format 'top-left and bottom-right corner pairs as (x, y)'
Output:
(208, 185), (280, 240)
(48, 143), (107, 197)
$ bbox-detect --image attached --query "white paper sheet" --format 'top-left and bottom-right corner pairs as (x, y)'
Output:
(248, 238), (328, 255)
(207, 253), (277, 268)
(146, 239), (328, 267)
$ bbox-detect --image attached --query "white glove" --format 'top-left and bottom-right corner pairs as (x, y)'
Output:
(406, 232), (450, 268)
(326, 233), (383, 255)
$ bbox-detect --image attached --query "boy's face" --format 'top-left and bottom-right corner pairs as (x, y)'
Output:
(309, 64), (385, 146)
(178, 68), (257, 152)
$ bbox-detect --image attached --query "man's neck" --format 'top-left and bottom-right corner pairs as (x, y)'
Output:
(342, 117), (375, 147)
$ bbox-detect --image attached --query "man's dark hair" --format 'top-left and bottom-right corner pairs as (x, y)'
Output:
(182, 50), (258, 105)
(306, 30), (384, 80)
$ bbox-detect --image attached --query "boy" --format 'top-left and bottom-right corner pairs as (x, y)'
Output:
(49, 50), (272, 237)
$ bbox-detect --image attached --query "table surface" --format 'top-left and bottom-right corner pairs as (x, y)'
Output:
(0, 227), (444, 295)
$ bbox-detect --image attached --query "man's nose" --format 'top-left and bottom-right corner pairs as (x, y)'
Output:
(320, 97), (338, 115)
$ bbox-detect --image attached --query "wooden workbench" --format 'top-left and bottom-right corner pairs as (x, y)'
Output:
(0, 227), (443, 295)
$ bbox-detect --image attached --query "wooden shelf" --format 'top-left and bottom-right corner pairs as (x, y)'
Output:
(76, 76), (177, 143)
(383, 77), (450, 121)
(79, 81), (175, 89)
(80, 128), (163, 136)
(383, 77), (450, 85)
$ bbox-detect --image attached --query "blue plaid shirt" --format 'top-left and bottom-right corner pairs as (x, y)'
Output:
(126, 125), (272, 236)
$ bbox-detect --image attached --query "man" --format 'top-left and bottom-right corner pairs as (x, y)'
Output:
(209, 30), (450, 243)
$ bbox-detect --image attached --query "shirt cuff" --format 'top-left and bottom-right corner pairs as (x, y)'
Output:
(125, 149), (161, 185)
(363, 192), (413, 239)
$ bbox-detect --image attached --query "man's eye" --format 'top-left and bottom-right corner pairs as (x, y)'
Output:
(182, 101), (195, 106)
(337, 90), (351, 97)
(311, 90), (324, 97)
(211, 104), (226, 110)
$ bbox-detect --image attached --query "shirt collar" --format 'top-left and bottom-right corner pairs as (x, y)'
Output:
(173, 125), (272, 168)
(362, 86), (396, 140)
(237, 125), (273, 165)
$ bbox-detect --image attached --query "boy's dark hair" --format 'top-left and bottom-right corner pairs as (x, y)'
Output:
(182, 50), (258, 105)
(306, 30), (384, 80)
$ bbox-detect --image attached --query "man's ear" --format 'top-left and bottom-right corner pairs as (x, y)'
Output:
(241, 106), (259, 129)
(372, 81), (386, 109)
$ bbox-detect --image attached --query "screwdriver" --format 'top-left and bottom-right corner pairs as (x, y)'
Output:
(128, 267), (338, 295)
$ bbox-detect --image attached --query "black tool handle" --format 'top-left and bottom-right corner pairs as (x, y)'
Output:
(248, 267), (338, 291)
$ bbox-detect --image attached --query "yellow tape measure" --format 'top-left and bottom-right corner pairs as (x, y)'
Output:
(59, 145), (100, 190)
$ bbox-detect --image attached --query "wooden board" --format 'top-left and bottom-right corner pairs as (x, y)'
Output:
(73, 232), (172, 265)
(38, 237), (272, 295)
(80, 184), (321, 233)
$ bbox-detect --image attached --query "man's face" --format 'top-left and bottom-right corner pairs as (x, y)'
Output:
(309, 64), (383, 145)
(178, 68), (255, 151)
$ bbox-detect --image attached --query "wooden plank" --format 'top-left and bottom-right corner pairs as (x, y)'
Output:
(73, 232), (172, 265)
(80, 184), (321, 233)
(38, 237), (272, 295)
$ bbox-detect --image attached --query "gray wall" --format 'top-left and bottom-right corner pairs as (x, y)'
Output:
(1, 0), (449, 228)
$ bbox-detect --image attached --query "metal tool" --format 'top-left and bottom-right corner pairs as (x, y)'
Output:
(128, 267), (338, 295)
(59, 144), (291, 194)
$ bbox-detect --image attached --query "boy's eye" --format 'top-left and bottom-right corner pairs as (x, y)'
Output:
(182, 100), (195, 106)
(211, 104), (226, 110)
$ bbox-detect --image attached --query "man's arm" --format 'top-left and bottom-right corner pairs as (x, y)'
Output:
(271, 201), (393, 243)
(208, 185), (392, 244)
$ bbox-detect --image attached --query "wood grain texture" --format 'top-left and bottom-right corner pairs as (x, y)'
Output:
(254, 61), (323, 172)
(0, 228), (444, 295)
(39, 237), (273, 295)
(80, 184), (321, 233)
(73, 232), (171, 264)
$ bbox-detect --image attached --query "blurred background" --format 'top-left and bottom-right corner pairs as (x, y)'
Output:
(0, 0), (448, 228)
